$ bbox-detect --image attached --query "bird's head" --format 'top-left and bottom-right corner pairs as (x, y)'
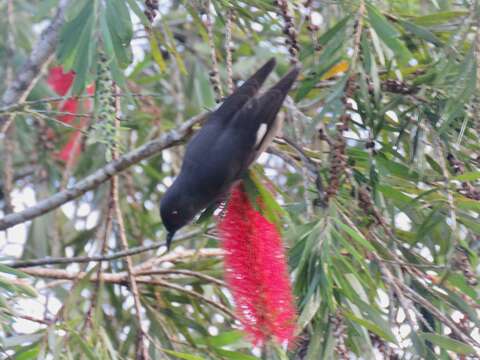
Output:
(160, 183), (198, 249)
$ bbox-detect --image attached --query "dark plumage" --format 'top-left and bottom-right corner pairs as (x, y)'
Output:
(160, 58), (299, 248)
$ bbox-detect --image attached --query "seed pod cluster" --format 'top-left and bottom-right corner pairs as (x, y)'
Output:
(204, 2), (224, 103)
(383, 79), (419, 95)
(452, 248), (478, 286)
(303, 0), (319, 33)
(331, 312), (349, 359)
(447, 153), (480, 200)
(36, 120), (56, 151)
(88, 52), (117, 161)
(274, 0), (299, 64)
(325, 78), (356, 200)
(144, 0), (159, 23)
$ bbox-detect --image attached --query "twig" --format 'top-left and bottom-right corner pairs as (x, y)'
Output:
(205, 0), (223, 102)
(83, 196), (114, 330)
(0, 112), (206, 231)
(136, 269), (226, 287)
(0, 165), (36, 192)
(0, 93), (168, 115)
(111, 86), (149, 359)
(280, 136), (318, 174)
(0, 0), (71, 133)
(135, 248), (224, 273)
(6, 228), (205, 268)
(325, 2), (364, 201)
(375, 254), (419, 334)
(2, 0), (15, 215)
(397, 280), (480, 352)
(276, 0), (299, 65)
(225, 9), (234, 94)
(15, 314), (52, 326)
(19, 267), (234, 318)
(475, 4), (480, 135)
(144, 278), (235, 318)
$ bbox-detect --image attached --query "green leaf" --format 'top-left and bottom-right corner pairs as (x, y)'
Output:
(70, 14), (95, 94)
(409, 11), (468, 26)
(418, 333), (475, 355)
(366, 3), (413, 65)
(335, 221), (376, 252)
(125, 0), (150, 26)
(184, 3), (209, 43)
(452, 171), (480, 181)
(343, 311), (397, 344)
(70, 332), (97, 360)
(57, 0), (94, 68)
(201, 330), (245, 347)
(161, 348), (205, 360)
(105, 0), (133, 43)
(0, 264), (29, 278)
(150, 33), (167, 73)
(15, 346), (40, 360)
(214, 348), (258, 360)
(397, 19), (442, 46)
(162, 22), (188, 75)
(105, 0), (133, 69)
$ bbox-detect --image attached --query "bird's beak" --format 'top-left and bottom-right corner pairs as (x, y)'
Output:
(166, 231), (176, 251)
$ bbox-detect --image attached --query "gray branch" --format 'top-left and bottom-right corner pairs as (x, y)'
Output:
(0, 114), (205, 231)
(0, 0), (71, 133)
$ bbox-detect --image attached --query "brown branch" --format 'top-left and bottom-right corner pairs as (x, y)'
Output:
(15, 314), (52, 326)
(136, 248), (224, 273)
(83, 195), (114, 330)
(0, 0), (71, 133)
(396, 280), (480, 352)
(136, 269), (226, 287)
(144, 278), (235, 318)
(0, 93), (167, 115)
(2, 0), (15, 215)
(111, 86), (149, 359)
(225, 9), (234, 94)
(0, 112), (206, 231)
(206, 0), (223, 102)
(6, 228), (205, 268)
(19, 267), (234, 318)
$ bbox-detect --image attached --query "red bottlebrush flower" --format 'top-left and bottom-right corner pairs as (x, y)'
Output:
(218, 184), (296, 346)
(55, 130), (83, 163)
(86, 84), (95, 96)
(46, 66), (95, 163)
(47, 66), (75, 96)
(58, 98), (78, 124)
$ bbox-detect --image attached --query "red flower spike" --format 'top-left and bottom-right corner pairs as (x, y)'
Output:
(46, 66), (94, 163)
(55, 129), (83, 163)
(47, 67), (75, 96)
(218, 184), (296, 346)
(58, 98), (78, 124)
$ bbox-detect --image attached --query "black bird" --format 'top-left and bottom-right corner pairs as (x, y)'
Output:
(160, 58), (299, 248)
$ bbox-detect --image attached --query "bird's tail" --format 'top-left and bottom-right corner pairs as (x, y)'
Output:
(263, 65), (300, 101)
(249, 66), (300, 157)
(215, 58), (277, 119)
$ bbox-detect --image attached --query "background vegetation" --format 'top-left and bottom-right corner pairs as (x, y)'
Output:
(1, 0), (480, 359)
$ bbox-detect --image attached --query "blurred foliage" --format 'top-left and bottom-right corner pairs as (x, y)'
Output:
(1, 0), (480, 359)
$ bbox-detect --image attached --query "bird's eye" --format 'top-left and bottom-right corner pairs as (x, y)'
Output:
(172, 210), (179, 215)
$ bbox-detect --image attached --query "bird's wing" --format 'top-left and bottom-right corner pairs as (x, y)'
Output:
(209, 58), (277, 124)
(230, 66), (300, 166)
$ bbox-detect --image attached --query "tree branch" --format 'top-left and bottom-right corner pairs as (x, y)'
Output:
(19, 266), (234, 318)
(111, 87), (149, 359)
(0, 113), (206, 231)
(6, 228), (205, 268)
(0, 0), (71, 133)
